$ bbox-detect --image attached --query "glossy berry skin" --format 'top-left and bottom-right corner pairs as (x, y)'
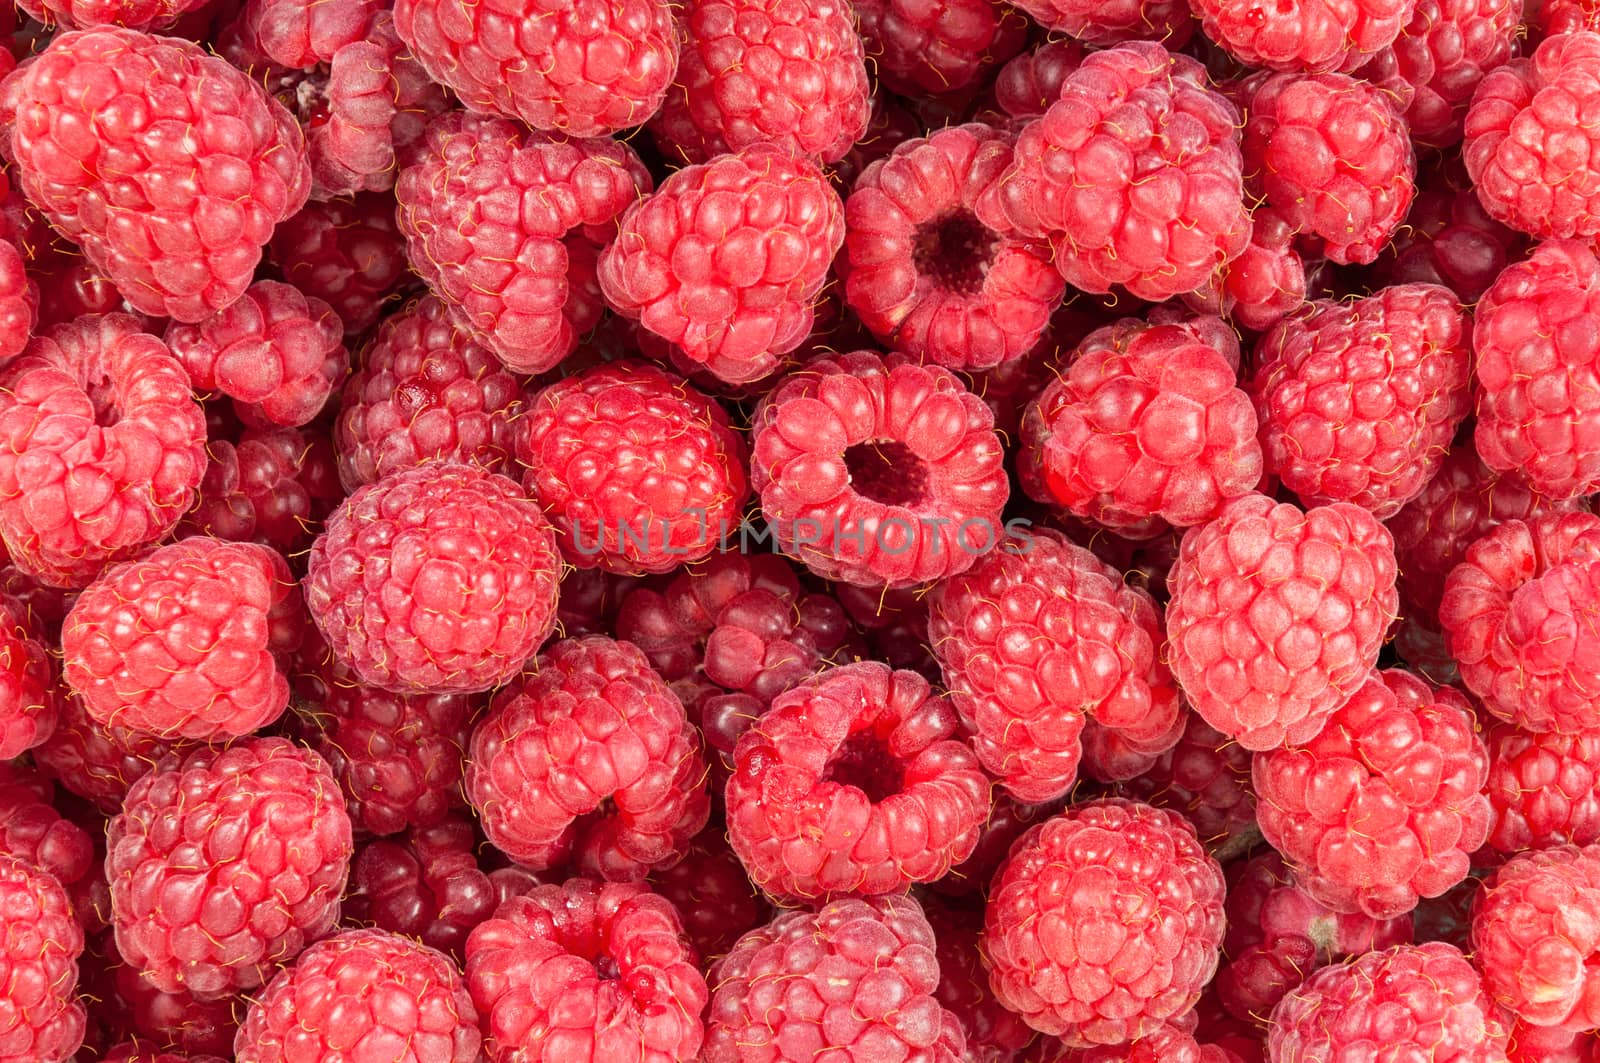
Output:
(1250, 284), (1472, 517)
(983, 799), (1226, 1046)
(0, 593), (60, 760)
(1214, 206), (1308, 332)
(0, 853), (86, 1063)
(1485, 724), (1600, 857)
(705, 894), (967, 1063)
(234, 929), (481, 1063)
(6, 29), (310, 323)
(466, 879), (707, 1063)
(1190, 0), (1412, 71)
(1440, 512), (1600, 734)
(853, 0), (1030, 98)
(1021, 317), (1261, 534)
(750, 351), (1009, 587)
(224, 0), (384, 67)
(1254, 668), (1491, 919)
(519, 362), (749, 575)
(1166, 494), (1400, 751)
(342, 817), (500, 960)
(464, 635), (709, 881)
(304, 462), (562, 695)
(994, 41), (1091, 122)
(266, 194), (413, 336)
(0, 314), (207, 589)
(1267, 943), (1508, 1062)
(106, 737), (354, 1001)
(1369, 156), (1527, 303)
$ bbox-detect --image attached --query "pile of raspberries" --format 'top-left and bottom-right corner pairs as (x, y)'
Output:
(6, 0), (1600, 1057)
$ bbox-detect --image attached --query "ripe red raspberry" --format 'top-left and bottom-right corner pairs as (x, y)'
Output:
(1485, 722), (1600, 857)
(465, 635), (709, 880)
(266, 194), (413, 335)
(31, 692), (183, 814)
(854, 0), (1029, 98)
(994, 40), (1091, 122)
(650, 0), (869, 163)
(0, 591), (59, 759)
(0, 853), (87, 1062)
(923, 895), (1039, 1061)
(99, 941), (240, 1057)
(1166, 494), (1399, 751)
(1267, 942), (1508, 1061)
(648, 827), (770, 961)
(106, 737), (353, 1000)
(984, 799), (1226, 1045)
(396, 113), (650, 375)
(599, 146), (844, 385)
(235, 929), (480, 1062)
(343, 816), (500, 959)
(1473, 239), (1600, 499)
(750, 350), (1008, 587)
(1541, 0), (1600, 34)
(0, 314), (207, 588)
(0, 775), (94, 904)
(466, 878), (706, 1063)
(1210, 207), (1308, 332)
(1250, 284), (1471, 516)
(304, 462), (562, 695)
(1020, 317), (1261, 534)
(7, 29), (310, 322)
(1508, 1022), (1597, 1063)
(0, 236), (33, 368)
(101, 1041), (226, 1063)
(226, 0), (382, 67)
(1242, 73), (1415, 265)
(519, 362), (749, 575)
(180, 426), (343, 557)
(1441, 512), (1600, 733)
(1191, 0), (1412, 70)
(393, 0), (677, 137)
(336, 295), (523, 490)
(62, 538), (303, 741)
(1368, 155), (1527, 303)
(706, 894), (967, 1063)
(1116, 714), (1258, 860)
(725, 661), (988, 900)
(996, 42), (1250, 302)
(840, 124), (1065, 370)
(1009, 0), (1193, 46)
(929, 528), (1180, 802)
(14, 0), (207, 29)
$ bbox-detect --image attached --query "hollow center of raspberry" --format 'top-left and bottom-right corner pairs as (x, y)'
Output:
(912, 209), (998, 295)
(593, 954), (621, 979)
(86, 373), (120, 427)
(826, 731), (904, 803)
(844, 440), (928, 508)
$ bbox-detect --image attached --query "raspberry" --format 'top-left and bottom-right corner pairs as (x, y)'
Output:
(393, 0), (678, 137)
(466, 878), (706, 1063)
(650, 0), (869, 163)
(0, 236), (34, 368)
(1473, 239), (1600, 499)
(0, 314), (207, 588)
(1211, 207), (1308, 332)
(1542, 0), (1600, 34)
(1440, 512), (1600, 733)
(1508, 1022), (1597, 1063)
(15, 0), (207, 29)
(6, 29), (310, 322)
(554, 567), (637, 640)
(1242, 73), (1416, 265)
(163, 281), (346, 430)
(648, 827), (770, 960)
(1266, 943), (1508, 1062)
(1010, 0), (1193, 46)
(62, 538), (303, 741)
(1043, 1025), (1247, 1062)
(835, 582), (937, 676)
(931, 793), (1063, 900)
(234, 929), (480, 1062)
(0, 590), (59, 759)
(923, 895), (1039, 1060)
(854, 0), (1029, 97)
(266, 194), (413, 335)
(831, 96), (924, 188)
(1020, 317), (1262, 533)
(1466, 32), (1600, 239)
(226, 0), (382, 67)
(464, 635), (709, 880)
(1486, 722), (1600, 857)
(993, 41), (1091, 122)
(519, 362), (750, 575)
(598, 146), (844, 385)
(343, 816), (499, 959)
(705, 894), (967, 1063)
(1255, 668), (1491, 918)
(304, 462), (562, 695)
(1368, 155), (1527, 303)
(1165, 494), (1399, 751)
(750, 350), (1008, 587)
(102, 947), (240, 1057)
(0, 776), (94, 901)
(396, 113), (652, 375)
(31, 691), (183, 814)
(180, 426), (343, 557)
(839, 124), (1065, 370)
(983, 799), (1226, 1045)
(336, 295), (524, 490)
(1116, 714), (1258, 860)
(0, 854), (87, 1062)
(1191, 0), (1412, 71)
(996, 42), (1250, 302)
(102, 1041), (226, 1063)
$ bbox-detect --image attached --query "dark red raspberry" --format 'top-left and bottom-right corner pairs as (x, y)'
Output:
(304, 462), (562, 695)
(466, 878), (706, 1063)
(996, 42), (1250, 302)
(0, 314), (207, 588)
(519, 362), (749, 575)
(0, 590), (59, 759)
(1242, 73), (1416, 265)
(235, 928), (480, 1062)
(1267, 943), (1508, 1061)
(336, 295), (524, 490)
(554, 567), (638, 640)
(100, 943), (240, 1057)
(1011, 0), (1192, 45)
(393, 0), (678, 137)
(1466, 32), (1600, 239)
(648, 827), (770, 961)
(31, 691), (184, 814)
(984, 799), (1226, 1045)
(993, 40), (1091, 121)
(106, 737), (354, 1000)
(1166, 494), (1399, 750)
(854, 0), (1029, 98)
(1440, 512), (1600, 733)
(6, 29), (310, 322)
(840, 124), (1064, 370)
(101, 1040), (226, 1063)
(706, 894), (967, 1063)
(932, 794), (1064, 899)
(343, 816), (500, 959)
(1020, 317), (1261, 534)
(180, 426), (343, 557)
(1116, 714), (1258, 860)
(0, 853), (87, 1062)
(464, 635), (709, 880)
(1485, 722), (1600, 857)
(923, 895), (1039, 1061)
(835, 581), (937, 676)
(266, 194), (413, 336)
(599, 146), (844, 386)
(750, 350), (1009, 587)
(1191, 0), (1412, 71)
(831, 95), (924, 189)
(0, 774), (94, 904)
(396, 113), (651, 375)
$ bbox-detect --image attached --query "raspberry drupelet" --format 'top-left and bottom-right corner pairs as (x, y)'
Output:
(750, 350), (1009, 587)
(0, 853), (87, 1063)
(266, 194), (413, 336)
(853, 0), (1030, 98)
(1190, 0), (1413, 71)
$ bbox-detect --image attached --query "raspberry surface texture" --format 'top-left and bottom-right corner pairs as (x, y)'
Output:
(0, 591), (59, 760)
(854, 0), (1030, 97)
(266, 194), (413, 335)
(0, 853), (86, 1063)
(1190, 0), (1413, 71)
(1485, 722), (1600, 856)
